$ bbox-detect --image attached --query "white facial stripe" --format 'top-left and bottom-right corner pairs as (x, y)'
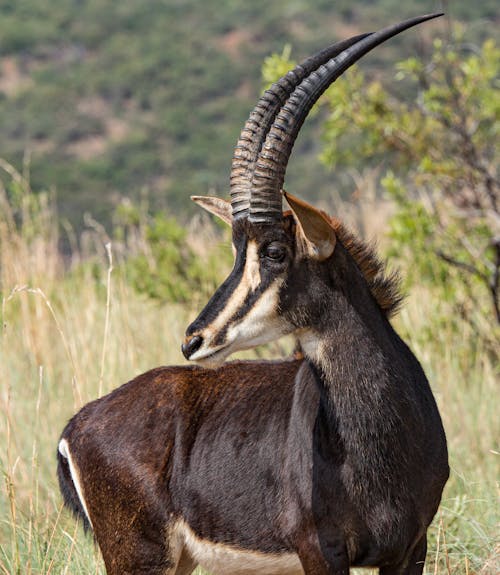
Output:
(226, 278), (285, 349)
(246, 241), (261, 291)
(204, 240), (260, 335)
(191, 240), (265, 360)
(192, 275), (286, 365)
(174, 519), (304, 575)
(58, 438), (94, 528)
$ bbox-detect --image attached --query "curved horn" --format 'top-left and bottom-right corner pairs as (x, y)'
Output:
(230, 32), (372, 220)
(248, 13), (443, 223)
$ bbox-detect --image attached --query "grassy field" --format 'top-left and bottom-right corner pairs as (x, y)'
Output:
(0, 174), (498, 573)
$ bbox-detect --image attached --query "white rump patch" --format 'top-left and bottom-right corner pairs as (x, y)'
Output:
(175, 520), (304, 575)
(58, 438), (93, 528)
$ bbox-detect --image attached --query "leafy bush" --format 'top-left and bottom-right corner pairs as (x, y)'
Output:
(320, 34), (499, 333)
(113, 200), (231, 304)
(264, 28), (499, 349)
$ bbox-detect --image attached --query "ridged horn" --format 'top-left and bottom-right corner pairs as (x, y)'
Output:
(230, 32), (372, 220)
(248, 13), (443, 223)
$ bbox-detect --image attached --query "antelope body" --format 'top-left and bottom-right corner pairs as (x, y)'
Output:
(58, 14), (449, 575)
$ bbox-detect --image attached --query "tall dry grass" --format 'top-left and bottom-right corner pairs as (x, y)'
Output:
(0, 166), (498, 574)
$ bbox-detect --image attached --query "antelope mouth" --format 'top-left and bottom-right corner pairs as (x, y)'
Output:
(190, 344), (231, 367)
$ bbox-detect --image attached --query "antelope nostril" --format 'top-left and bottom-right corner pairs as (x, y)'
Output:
(181, 334), (203, 359)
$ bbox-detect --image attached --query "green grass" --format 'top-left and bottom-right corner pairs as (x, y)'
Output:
(0, 178), (498, 573)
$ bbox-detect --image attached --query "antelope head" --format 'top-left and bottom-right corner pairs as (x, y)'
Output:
(182, 14), (441, 367)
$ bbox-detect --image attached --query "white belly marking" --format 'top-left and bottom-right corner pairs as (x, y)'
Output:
(175, 520), (304, 575)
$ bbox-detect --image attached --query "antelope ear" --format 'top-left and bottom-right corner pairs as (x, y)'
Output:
(191, 196), (233, 226)
(284, 191), (336, 260)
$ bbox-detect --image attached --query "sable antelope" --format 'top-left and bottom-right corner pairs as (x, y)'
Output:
(57, 14), (449, 575)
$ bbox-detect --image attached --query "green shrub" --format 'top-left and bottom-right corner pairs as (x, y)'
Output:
(114, 201), (231, 304)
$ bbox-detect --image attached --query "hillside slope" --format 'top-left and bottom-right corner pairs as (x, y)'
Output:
(0, 0), (496, 228)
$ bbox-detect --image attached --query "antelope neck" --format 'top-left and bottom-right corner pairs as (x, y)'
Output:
(293, 244), (433, 545)
(297, 241), (403, 381)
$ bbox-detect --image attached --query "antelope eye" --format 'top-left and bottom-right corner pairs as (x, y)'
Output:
(263, 243), (287, 262)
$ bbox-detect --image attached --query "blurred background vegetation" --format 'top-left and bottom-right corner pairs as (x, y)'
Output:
(0, 0), (496, 229)
(0, 0), (498, 573)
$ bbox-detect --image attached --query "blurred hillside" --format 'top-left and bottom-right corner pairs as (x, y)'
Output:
(0, 0), (497, 230)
